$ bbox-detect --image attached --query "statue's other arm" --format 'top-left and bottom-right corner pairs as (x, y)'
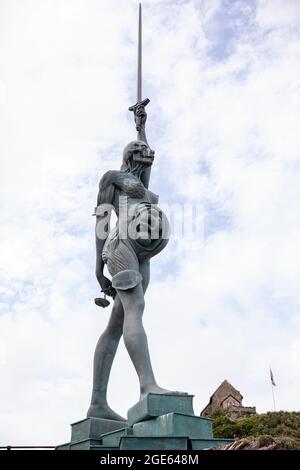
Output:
(95, 171), (116, 297)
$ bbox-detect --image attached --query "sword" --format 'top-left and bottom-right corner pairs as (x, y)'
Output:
(128, 3), (150, 133)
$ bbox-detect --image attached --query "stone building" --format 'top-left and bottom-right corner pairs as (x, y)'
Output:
(201, 380), (256, 420)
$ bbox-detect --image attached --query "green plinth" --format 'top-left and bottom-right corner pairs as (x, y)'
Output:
(101, 427), (133, 447)
(120, 436), (189, 450)
(56, 417), (127, 450)
(133, 412), (213, 439)
(71, 417), (127, 442)
(56, 394), (234, 450)
(127, 393), (194, 426)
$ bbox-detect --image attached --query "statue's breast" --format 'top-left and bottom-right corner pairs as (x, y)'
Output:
(117, 175), (145, 198)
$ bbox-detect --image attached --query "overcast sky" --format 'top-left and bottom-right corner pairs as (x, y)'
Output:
(1, 0), (300, 446)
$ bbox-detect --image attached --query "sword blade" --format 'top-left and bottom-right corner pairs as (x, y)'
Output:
(137, 3), (142, 103)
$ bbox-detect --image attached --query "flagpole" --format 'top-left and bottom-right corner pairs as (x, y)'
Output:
(271, 382), (276, 411)
(269, 366), (276, 411)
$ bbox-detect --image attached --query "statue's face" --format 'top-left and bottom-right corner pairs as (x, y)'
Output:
(121, 140), (155, 173)
(130, 141), (155, 167)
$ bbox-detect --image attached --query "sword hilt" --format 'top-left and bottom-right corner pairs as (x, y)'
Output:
(129, 98), (150, 132)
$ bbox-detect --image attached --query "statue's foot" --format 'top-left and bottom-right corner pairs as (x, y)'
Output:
(140, 384), (188, 401)
(87, 404), (126, 422)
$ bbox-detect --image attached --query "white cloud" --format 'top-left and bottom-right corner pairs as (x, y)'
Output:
(256, 0), (300, 29)
(0, 0), (300, 446)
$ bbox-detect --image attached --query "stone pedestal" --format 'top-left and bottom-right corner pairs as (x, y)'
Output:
(56, 394), (233, 450)
(133, 412), (213, 439)
(56, 417), (127, 450)
(128, 393), (194, 426)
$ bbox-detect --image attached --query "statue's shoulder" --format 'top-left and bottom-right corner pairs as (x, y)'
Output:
(99, 170), (123, 190)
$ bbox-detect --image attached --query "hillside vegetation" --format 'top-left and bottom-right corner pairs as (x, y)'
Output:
(214, 435), (300, 450)
(212, 410), (300, 449)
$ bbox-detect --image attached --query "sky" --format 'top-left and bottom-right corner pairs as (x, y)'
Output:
(1, 0), (300, 446)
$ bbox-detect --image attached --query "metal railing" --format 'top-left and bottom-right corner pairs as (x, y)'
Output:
(0, 446), (55, 450)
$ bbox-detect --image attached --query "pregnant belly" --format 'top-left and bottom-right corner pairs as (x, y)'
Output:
(129, 203), (169, 247)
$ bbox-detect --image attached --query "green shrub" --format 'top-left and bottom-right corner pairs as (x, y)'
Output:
(212, 411), (300, 439)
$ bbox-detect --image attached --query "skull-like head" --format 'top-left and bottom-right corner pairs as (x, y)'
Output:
(121, 140), (155, 172)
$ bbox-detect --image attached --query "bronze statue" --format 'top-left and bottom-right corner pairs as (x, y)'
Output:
(87, 5), (185, 422)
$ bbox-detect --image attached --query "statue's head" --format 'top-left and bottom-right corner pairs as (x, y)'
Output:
(121, 140), (155, 172)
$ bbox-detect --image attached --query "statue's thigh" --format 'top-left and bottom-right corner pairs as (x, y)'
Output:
(139, 260), (150, 293)
(107, 295), (124, 332)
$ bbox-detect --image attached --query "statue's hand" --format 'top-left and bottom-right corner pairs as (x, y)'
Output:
(136, 105), (147, 122)
(134, 105), (147, 130)
(99, 275), (116, 299)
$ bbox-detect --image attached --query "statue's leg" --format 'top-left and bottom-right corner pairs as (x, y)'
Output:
(139, 259), (150, 293)
(87, 295), (126, 421)
(117, 259), (188, 401)
(116, 282), (159, 400)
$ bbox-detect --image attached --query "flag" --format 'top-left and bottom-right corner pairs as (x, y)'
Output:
(270, 368), (276, 386)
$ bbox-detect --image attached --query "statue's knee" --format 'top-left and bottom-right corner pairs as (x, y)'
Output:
(125, 297), (145, 320)
(103, 324), (122, 341)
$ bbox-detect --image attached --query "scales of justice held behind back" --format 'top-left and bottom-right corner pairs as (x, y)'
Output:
(87, 4), (187, 422)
